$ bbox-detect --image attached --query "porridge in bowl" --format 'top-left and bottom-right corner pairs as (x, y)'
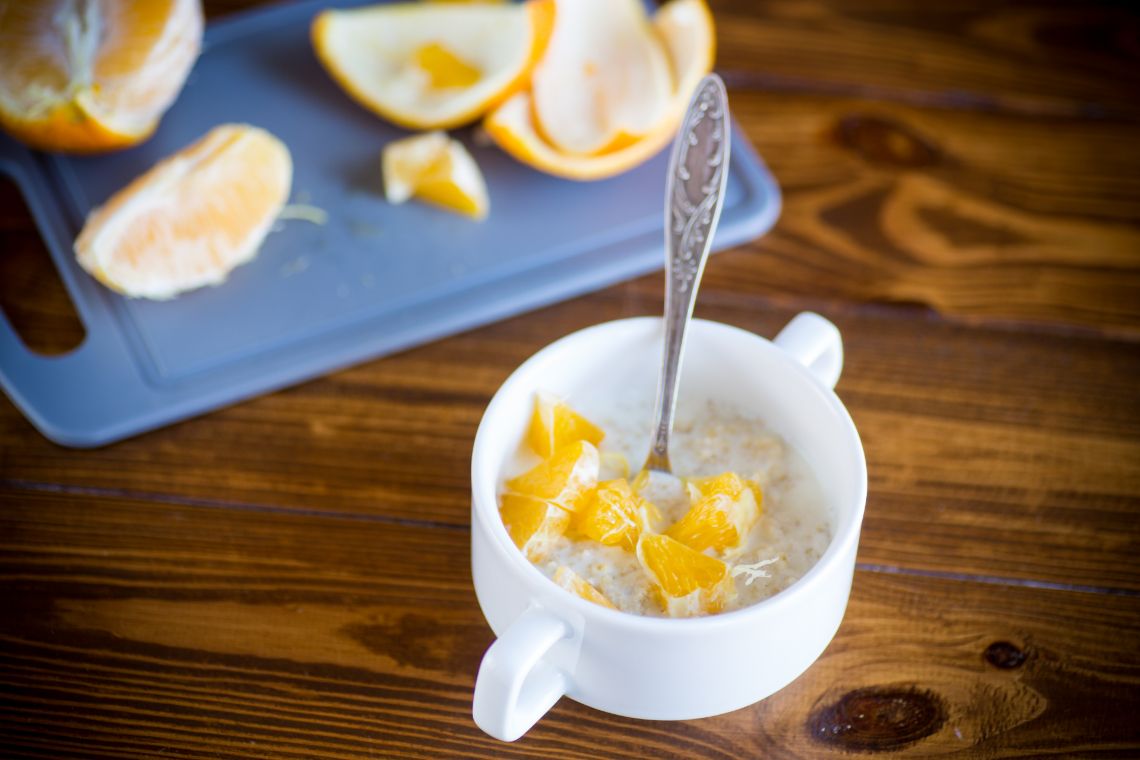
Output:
(498, 392), (832, 617)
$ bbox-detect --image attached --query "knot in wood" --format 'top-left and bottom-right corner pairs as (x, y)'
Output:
(984, 640), (1028, 669)
(807, 686), (946, 752)
(835, 114), (941, 168)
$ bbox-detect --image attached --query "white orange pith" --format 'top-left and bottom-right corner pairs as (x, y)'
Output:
(382, 131), (489, 219)
(74, 124), (293, 300)
(311, 0), (555, 130)
(0, 0), (203, 153)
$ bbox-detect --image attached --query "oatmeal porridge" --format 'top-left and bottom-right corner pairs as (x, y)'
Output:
(498, 392), (832, 617)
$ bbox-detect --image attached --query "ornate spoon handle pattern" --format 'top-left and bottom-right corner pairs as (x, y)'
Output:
(643, 74), (731, 474)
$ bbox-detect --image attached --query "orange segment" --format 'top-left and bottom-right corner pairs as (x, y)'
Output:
(553, 566), (616, 609)
(504, 440), (599, 512)
(686, 472), (762, 502)
(636, 533), (735, 617)
(574, 479), (659, 551)
(0, 0), (202, 153)
(526, 392), (604, 458)
(500, 493), (571, 562)
(382, 131), (489, 219)
(74, 123), (293, 300)
(668, 472), (762, 554)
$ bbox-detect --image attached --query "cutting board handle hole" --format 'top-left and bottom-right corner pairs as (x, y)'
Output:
(0, 174), (86, 355)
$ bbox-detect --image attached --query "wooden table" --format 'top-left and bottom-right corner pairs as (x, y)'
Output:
(2, 1), (1138, 757)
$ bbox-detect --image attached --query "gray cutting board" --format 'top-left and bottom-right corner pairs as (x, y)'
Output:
(0, 0), (781, 447)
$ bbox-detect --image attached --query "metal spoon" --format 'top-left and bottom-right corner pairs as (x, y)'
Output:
(639, 74), (731, 483)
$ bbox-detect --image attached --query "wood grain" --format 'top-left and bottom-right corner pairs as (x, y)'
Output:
(4, 286), (1138, 590)
(709, 0), (1140, 119)
(712, 90), (1140, 336)
(1, 0), (1138, 757)
(1, 491), (1137, 759)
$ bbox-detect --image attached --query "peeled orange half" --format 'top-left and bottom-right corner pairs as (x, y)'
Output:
(75, 124), (293, 300)
(484, 0), (715, 180)
(0, 0), (203, 153)
(312, 0), (554, 130)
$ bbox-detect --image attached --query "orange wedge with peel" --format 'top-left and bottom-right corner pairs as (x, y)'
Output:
(75, 124), (293, 300)
(500, 493), (570, 562)
(636, 533), (735, 617)
(529, 0), (672, 156)
(0, 0), (203, 153)
(504, 440), (599, 513)
(668, 472), (762, 554)
(553, 566), (616, 609)
(526, 391), (604, 458)
(483, 0), (714, 180)
(312, 0), (555, 130)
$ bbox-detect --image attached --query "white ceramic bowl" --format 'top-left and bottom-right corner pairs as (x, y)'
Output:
(470, 313), (867, 741)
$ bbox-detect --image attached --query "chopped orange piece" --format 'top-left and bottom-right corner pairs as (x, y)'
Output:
(526, 392), (604, 458)
(0, 0), (203, 153)
(636, 533), (735, 617)
(687, 472), (764, 508)
(553, 566), (616, 609)
(505, 439), (599, 512)
(500, 492), (571, 561)
(574, 479), (659, 551)
(74, 124), (293, 300)
(599, 450), (630, 480)
(668, 472), (762, 554)
(382, 131), (489, 220)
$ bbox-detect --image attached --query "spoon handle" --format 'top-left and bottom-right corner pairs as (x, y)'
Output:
(645, 74), (732, 472)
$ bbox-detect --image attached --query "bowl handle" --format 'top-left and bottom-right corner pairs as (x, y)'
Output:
(472, 606), (571, 741)
(774, 312), (844, 389)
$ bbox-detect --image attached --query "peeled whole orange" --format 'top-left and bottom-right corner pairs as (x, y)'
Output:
(0, 0), (203, 153)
